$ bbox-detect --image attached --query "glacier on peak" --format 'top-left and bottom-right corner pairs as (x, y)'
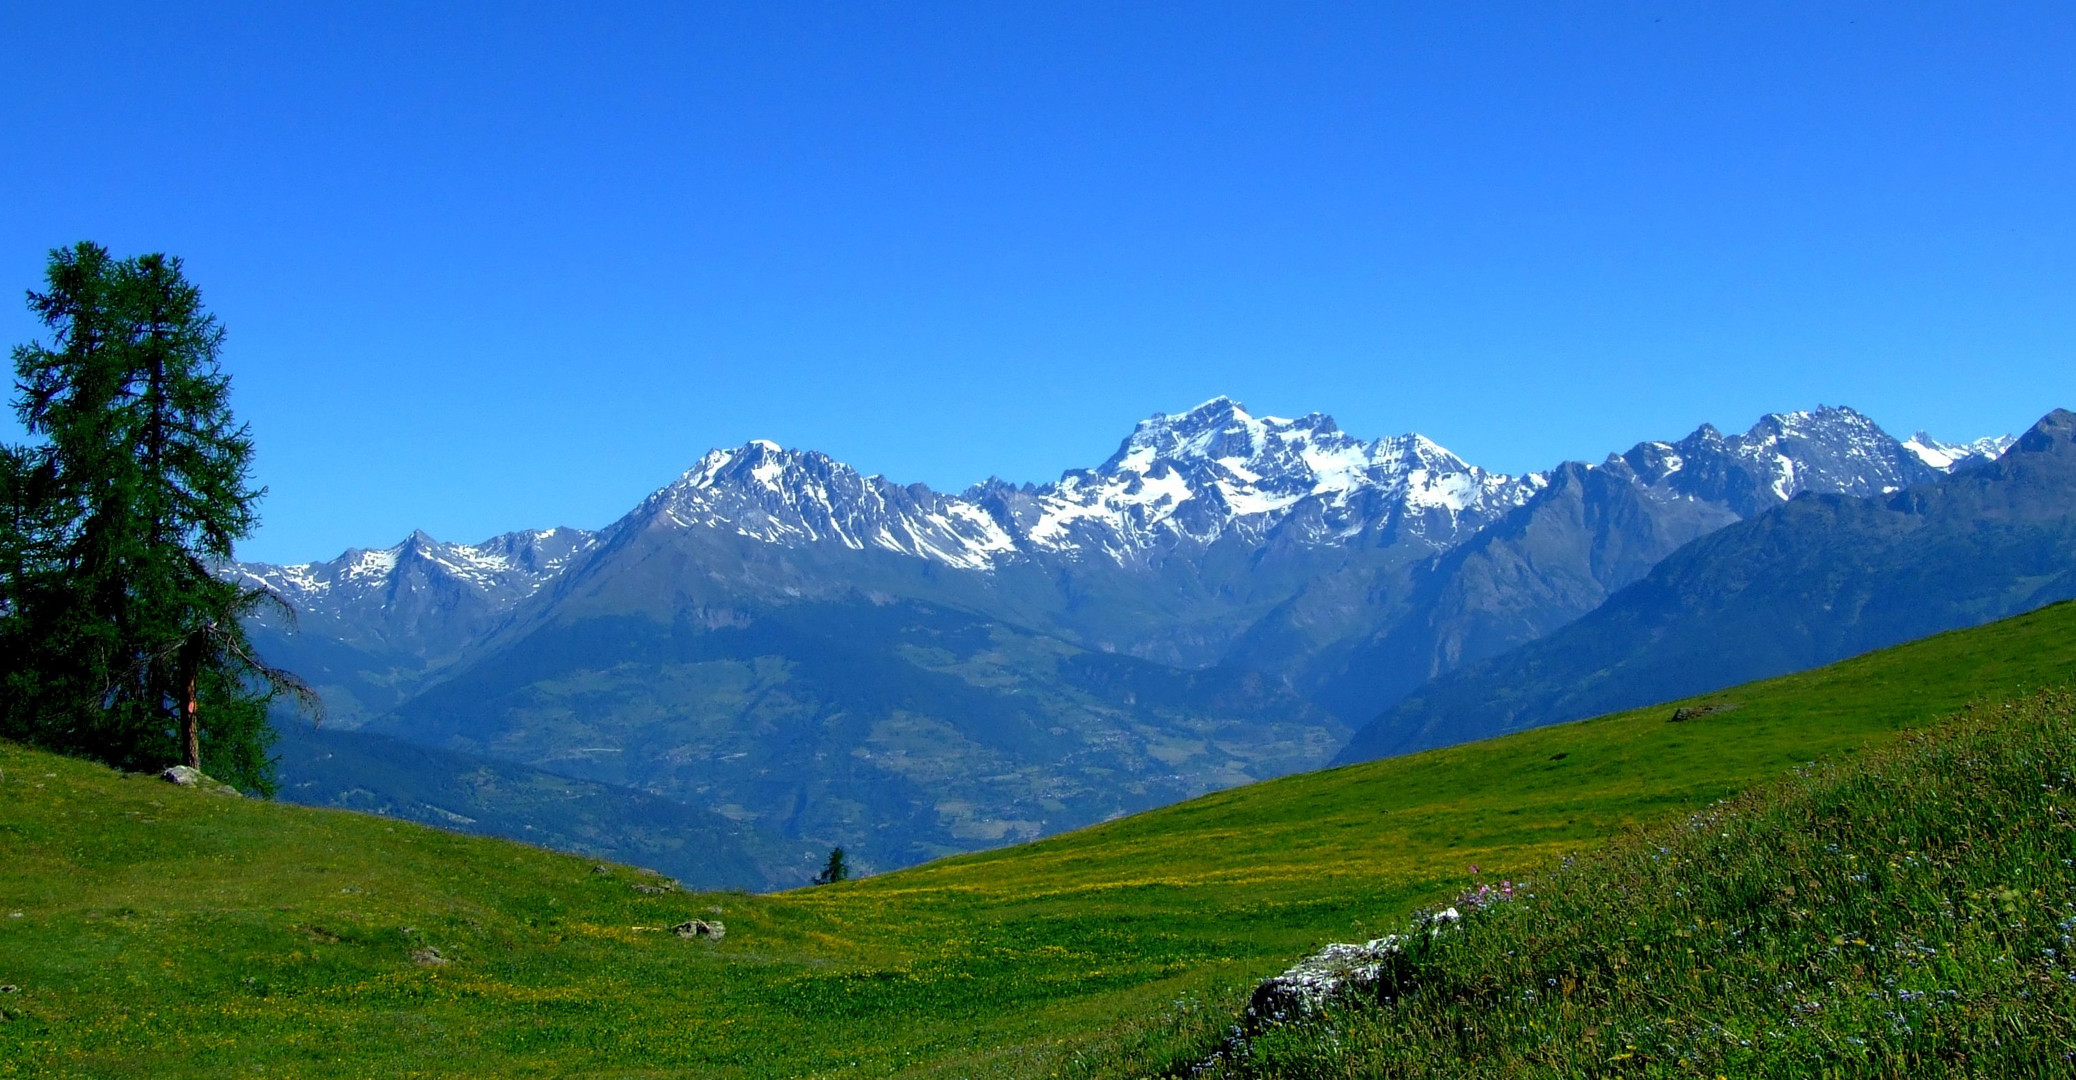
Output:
(1600, 405), (1982, 508)
(1022, 398), (1531, 556)
(644, 440), (1017, 570)
(1902, 430), (2017, 471)
(235, 526), (597, 614)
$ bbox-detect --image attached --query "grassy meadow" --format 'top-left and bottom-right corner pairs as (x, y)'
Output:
(4, 600), (2076, 1077)
(1218, 689), (2076, 1077)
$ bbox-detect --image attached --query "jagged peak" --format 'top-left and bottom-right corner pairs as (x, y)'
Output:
(672, 439), (860, 494)
(1903, 429), (2019, 470)
(1108, 398), (1267, 467)
(1099, 398), (1404, 483)
(962, 476), (1033, 500)
(1745, 404), (1880, 439)
(1666, 406), (1889, 457)
(1179, 394), (1245, 418)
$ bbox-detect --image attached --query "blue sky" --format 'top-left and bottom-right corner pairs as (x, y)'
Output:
(4, 3), (2072, 564)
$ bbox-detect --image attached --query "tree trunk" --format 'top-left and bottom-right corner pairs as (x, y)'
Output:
(179, 630), (204, 771)
(183, 664), (200, 771)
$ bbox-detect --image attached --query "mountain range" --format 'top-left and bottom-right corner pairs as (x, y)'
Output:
(238, 398), (2017, 885)
(1341, 407), (2076, 762)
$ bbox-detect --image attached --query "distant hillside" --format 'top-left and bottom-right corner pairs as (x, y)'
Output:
(370, 596), (1340, 875)
(271, 720), (803, 891)
(1340, 408), (2076, 764)
(7, 601), (2074, 1077)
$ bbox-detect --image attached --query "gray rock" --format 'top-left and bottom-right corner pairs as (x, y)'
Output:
(671, 919), (725, 941)
(159, 765), (243, 796)
(409, 947), (448, 966)
(1245, 935), (1408, 1026)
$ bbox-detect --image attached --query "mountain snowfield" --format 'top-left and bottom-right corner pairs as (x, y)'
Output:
(247, 397), (2007, 620)
(242, 526), (596, 612)
(1903, 430), (2019, 471)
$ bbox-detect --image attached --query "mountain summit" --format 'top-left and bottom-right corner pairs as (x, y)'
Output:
(978, 397), (1536, 562)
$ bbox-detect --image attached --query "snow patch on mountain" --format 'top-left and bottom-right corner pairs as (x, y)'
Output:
(1902, 431), (2017, 471)
(1612, 406), (1972, 508)
(645, 441), (1016, 571)
(1001, 397), (1537, 561)
(235, 527), (597, 619)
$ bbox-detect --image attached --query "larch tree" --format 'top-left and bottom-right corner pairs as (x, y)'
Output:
(813, 846), (850, 885)
(0, 242), (315, 792)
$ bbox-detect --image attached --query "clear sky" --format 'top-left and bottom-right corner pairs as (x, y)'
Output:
(3, 3), (2072, 564)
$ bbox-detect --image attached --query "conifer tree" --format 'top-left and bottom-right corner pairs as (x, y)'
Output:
(1, 242), (314, 792)
(813, 846), (850, 885)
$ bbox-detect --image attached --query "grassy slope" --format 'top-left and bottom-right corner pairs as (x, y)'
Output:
(3, 601), (2075, 1078)
(1222, 690), (2076, 1077)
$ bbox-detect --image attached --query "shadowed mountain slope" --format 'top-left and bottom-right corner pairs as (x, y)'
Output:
(271, 720), (796, 890)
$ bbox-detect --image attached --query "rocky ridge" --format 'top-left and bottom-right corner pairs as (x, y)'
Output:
(243, 401), (2006, 623)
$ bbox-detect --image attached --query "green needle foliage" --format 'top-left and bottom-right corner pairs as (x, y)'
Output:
(814, 845), (851, 885)
(0, 242), (306, 794)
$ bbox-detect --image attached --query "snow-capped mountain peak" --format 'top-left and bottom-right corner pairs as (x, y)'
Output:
(1019, 399), (1530, 557)
(1100, 396), (1343, 475)
(643, 440), (1015, 570)
(1656, 406), (1933, 500)
(1094, 398), (1477, 497)
(1603, 406), (2006, 518)
(1902, 430), (2017, 471)
(232, 526), (598, 631)
(614, 402), (1533, 568)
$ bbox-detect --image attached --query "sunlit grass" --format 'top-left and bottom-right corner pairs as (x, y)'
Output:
(1217, 689), (2076, 1077)
(2, 601), (2074, 1077)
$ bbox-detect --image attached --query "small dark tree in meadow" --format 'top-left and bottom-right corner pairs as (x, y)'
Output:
(813, 846), (849, 885)
(0, 242), (316, 792)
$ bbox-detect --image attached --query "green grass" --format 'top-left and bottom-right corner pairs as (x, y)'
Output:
(3, 601), (2076, 1078)
(1217, 690), (2076, 1077)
